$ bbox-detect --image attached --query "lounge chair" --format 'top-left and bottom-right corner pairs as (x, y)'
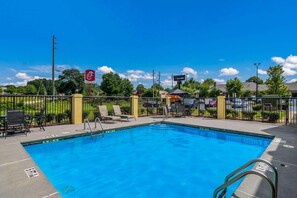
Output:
(98, 106), (121, 122)
(112, 105), (136, 121)
(176, 105), (186, 117)
(5, 110), (29, 138)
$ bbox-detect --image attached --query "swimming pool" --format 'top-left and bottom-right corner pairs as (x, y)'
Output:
(24, 123), (272, 197)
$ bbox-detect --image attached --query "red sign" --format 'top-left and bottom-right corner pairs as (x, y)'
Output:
(85, 70), (95, 83)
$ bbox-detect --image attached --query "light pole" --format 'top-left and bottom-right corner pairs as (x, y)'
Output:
(52, 35), (56, 96)
(254, 62), (261, 98)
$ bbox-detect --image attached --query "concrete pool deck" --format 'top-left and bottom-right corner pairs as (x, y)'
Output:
(0, 117), (296, 198)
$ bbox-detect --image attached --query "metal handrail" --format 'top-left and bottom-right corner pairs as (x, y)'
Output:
(223, 158), (278, 197)
(83, 119), (93, 136)
(163, 105), (168, 121)
(213, 170), (276, 198)
(94, 117), (104, 131)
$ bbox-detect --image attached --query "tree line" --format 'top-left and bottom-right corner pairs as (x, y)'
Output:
(1, 65), (293, 97)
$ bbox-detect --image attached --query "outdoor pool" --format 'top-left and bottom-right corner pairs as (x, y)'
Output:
(24, 123), (272, 197)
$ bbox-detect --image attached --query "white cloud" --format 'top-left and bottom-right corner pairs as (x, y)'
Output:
(161, 79), (176, 87)
(218, 58), (225, 62)
(16, 72), (41, 81)
(271, 57), (285, 64)
(97, 66), (115, 73)
(219, 67), (239, 76)
(6, 77), (12, 80)
(272, 55), (297, 69)
(283, 67), (297, 76)
(288, 78), (297, 83)
(213, 78), (225, 84)
(118, 73), (127, 79)
(258, 69), (267, 75)
(181, 67), (197, 77)
(127, 70), (144, 74)
(204, 70), (209, 74)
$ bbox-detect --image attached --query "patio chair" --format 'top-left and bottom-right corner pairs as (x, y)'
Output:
(5, 110), (29, 138)
(98, 106), (121, 122)
(112, 105), (136, 121)
(176, 105), (186, 117)
(32, 108), (46, 131)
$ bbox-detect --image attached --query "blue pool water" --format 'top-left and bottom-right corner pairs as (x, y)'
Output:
(24, 124), (272, 197)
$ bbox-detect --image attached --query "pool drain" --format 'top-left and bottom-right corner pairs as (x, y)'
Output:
(24, 167), (39, 178)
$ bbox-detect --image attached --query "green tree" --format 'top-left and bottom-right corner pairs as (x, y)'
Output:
(6, 85), (16, 94)
(56, 69), (84, 95)
(199, 84), (210, 97)
(266, 65), (290, 96)
(25, 84), (37, 94)
(142, 88), (160, 97)
(246, 76), (264, 84)
(136, 84), (145, 92)
(202, 78), (216, 86)
(226, 77), (243, 97)
(100, 72), (122, 95)
(152, 83), (164, 90)
(16, 86), (26, 94)
(120, 78), (133, 96)
(165, 88), (172, 93)
(241, 90), (253, 97)
(184, 78), (200, 90)
(209, 88), (221, 97)
(0, 87), (3, 94)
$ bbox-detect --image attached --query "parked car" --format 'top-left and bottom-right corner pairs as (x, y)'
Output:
(142, 101), (159, 108)
(205, 98), (217, 107)
(231, 98), (248, 108)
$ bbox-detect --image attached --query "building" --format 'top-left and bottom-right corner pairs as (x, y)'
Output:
(214, 82), (297, 97)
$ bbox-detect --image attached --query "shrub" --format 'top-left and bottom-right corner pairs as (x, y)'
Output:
(65, 109), (71, 122)
(206, 107), (217, 117)
(56, 113), (66, 123)
(93, 111), (101, 119)
(140, 108), (146, 115)
(199, 109), (205, 116)
(226, 109), (239, 118)
(82, 110), (90, 119)
(261, 111), (280, 122)
(252, 104), (262, 111)
(46, 113), (56, 123)
(242, 111), (257, 120)
(120, 105), (130, 114)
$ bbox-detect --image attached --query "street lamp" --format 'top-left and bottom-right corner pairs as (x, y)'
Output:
(254, 62), (261, 98)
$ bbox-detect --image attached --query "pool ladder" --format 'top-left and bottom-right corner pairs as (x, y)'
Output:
(213, 158), (278, 198)
(83, 118), (104, 136)
(162, 105), (169, 121)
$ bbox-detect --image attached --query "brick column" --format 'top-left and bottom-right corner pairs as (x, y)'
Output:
(131, 95), (138, 119)
(71, 94), (83, 124)
(217, 96), (226, 119)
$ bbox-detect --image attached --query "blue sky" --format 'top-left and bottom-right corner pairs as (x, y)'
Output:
(1, 0), (297, 87)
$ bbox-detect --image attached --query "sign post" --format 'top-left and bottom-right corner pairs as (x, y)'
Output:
(85, 70), (96, 96)
(173, 75), (186, 89)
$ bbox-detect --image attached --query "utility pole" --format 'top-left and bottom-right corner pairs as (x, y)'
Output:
(52, 35), (56, 96)
(152, 70), (155, 98)
(254, 62), (261, 98)
(172, 74), (173, 89)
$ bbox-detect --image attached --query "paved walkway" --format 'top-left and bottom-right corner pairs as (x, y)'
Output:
(0, 117), (296, 198)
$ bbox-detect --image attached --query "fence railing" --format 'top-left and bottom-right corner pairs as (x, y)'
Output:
(225, 97), (297, 124)
(0, 95), (72, 128)
(138, 97), (165, 117)
(82, 96), (131, 121)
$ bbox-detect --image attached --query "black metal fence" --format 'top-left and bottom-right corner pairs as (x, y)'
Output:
(0, 95), (72, 128)
(225, 97), (297, 124)
(82, 96), (131, 121)
(138, 97), (165, 116)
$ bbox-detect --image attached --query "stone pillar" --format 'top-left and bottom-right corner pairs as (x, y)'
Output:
(165, 96), (171, 106)
(71, 94), (83, 124)
(217, 96), (226, 119)
(131, 95), (138, 119)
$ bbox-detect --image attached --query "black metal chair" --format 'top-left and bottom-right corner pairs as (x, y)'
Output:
(5, 110), (29, 138)
(32, 108), (46, 131)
